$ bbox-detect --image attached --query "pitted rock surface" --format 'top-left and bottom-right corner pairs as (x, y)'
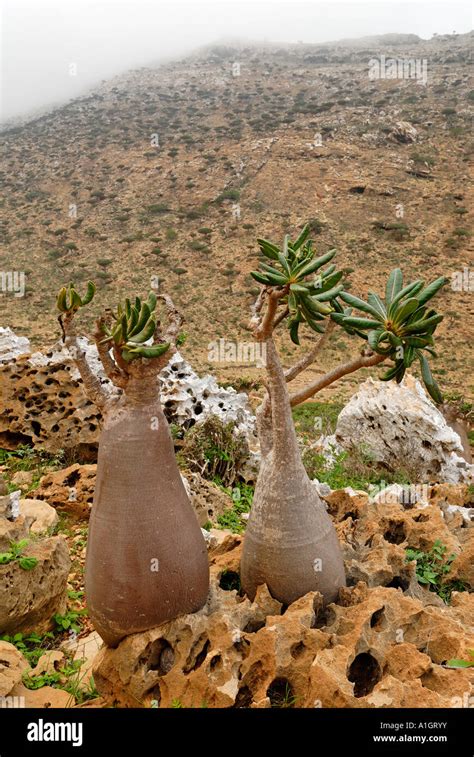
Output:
(92, 484), (474, 708)
(93, 535), (474, 708)
(0, 330), (255, 455)
(334, 375), (474, 484)
(0, 534), (70, 635)
(34, 464), (233, 526)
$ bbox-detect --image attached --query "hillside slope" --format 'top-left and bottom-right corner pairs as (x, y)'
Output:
(1, 33), (472, 401)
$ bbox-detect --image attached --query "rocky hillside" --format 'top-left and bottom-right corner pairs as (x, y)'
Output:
(1, 32), (472, 400)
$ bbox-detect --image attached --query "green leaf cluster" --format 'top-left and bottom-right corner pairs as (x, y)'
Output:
(406, 540), (465, 603)
(251, 225), (344, 344)
(53, 608), (87, 634)
(446, 650), (474, 669)
(22, 659), (84, 690)
(99, 291), (170, 363)
(56, 281), (95, 313)
(333, 268), (447, 402)
(0, 631), (55, 666)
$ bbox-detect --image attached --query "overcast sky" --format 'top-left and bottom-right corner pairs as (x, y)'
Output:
(1, 0), (472, 122)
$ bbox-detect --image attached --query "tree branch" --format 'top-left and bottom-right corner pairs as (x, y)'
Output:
(60, 314), (109, 411)
(284, 320), (335, 383)
(273, 306), (289, 330)
(156, 293), (184, 346)
(252, 287), (266, 318)
(112, 342), (131, 375)
(289, 351), (386, 407)
(94, 318), (128, 389)
(253, 287), (287, 341)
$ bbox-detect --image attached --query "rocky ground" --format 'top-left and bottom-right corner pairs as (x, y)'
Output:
(0, 334), (472, 708)
(1, 471), (473, 709)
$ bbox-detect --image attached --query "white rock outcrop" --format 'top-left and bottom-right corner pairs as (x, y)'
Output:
(159, 352), (255, 438)
(335, 375), (473, 484)
(0, 329), (256, 451)
(391, 120), (418, 144)
(19, 498), (59, 534)
(0, 327), (30, 363)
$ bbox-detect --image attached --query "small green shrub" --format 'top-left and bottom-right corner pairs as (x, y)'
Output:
(22, 659), (83, 690)
(179, 417), (249, 487)
(189, 240), (209, 252)
(302, 447), (411, 491)
(216, 482), (254, 534)
(0, 540), (38, 570)
(53, 609), (87, 634)
(146, 204), (170, 215)
(307, 217), (326, 235)
(216, 188), (240, 204)
(411, 152), (436, 167)
(0, 631), (55, 666)
(405, 540), (465, 603)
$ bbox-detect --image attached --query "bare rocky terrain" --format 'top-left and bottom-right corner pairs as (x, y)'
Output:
(1, 32), (472, 402)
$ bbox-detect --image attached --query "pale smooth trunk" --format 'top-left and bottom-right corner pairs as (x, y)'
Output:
(85, 376), (209, 646)
(241, 339), (346, 605)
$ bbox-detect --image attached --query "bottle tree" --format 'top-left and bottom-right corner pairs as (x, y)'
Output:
(241, 226), (446, 606)
(56, 283), (209, 646)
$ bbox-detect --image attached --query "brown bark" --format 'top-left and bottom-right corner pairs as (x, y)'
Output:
(95, 319), (128, 389)
(289, 351), (386, 407)
(264, 338), (301, 468)
(85, 374), (209, 646)
(157, 293), (184, 345)
(255, 395), (272, 459)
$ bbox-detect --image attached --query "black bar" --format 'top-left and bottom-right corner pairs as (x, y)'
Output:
(0, 707), (470, 755)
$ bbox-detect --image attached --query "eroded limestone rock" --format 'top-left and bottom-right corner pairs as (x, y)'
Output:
(0, 641), (29, 696)
(34, 464), (97, 519)
(19, 498), (58, 534)
(0, 330), (256, 456)
(335, 375), (474, 484)
(0, 535), (70, 634)
(0, 327), (30, 364)
(181, 472), (234, 527)
(92, 536), (474, 709)
(35, 464), (233, 527)
(91, 475), (473, 708)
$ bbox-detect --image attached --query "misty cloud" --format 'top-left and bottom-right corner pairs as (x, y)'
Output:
(1, 0), (472, 122)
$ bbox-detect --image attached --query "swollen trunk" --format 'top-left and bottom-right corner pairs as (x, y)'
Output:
(85, 378), (209, 646)
(241, 338), (346, 605)
(241, 452), (346, 605)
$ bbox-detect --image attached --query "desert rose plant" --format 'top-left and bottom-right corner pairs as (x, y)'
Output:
(56, 282), (209, 646)
(241, 225), (447, 606)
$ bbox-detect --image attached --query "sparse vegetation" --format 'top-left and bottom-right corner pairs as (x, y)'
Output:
(0, 540), (38, 570)
(179, 417), (249, 488)
(406, 541), (466, 604)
